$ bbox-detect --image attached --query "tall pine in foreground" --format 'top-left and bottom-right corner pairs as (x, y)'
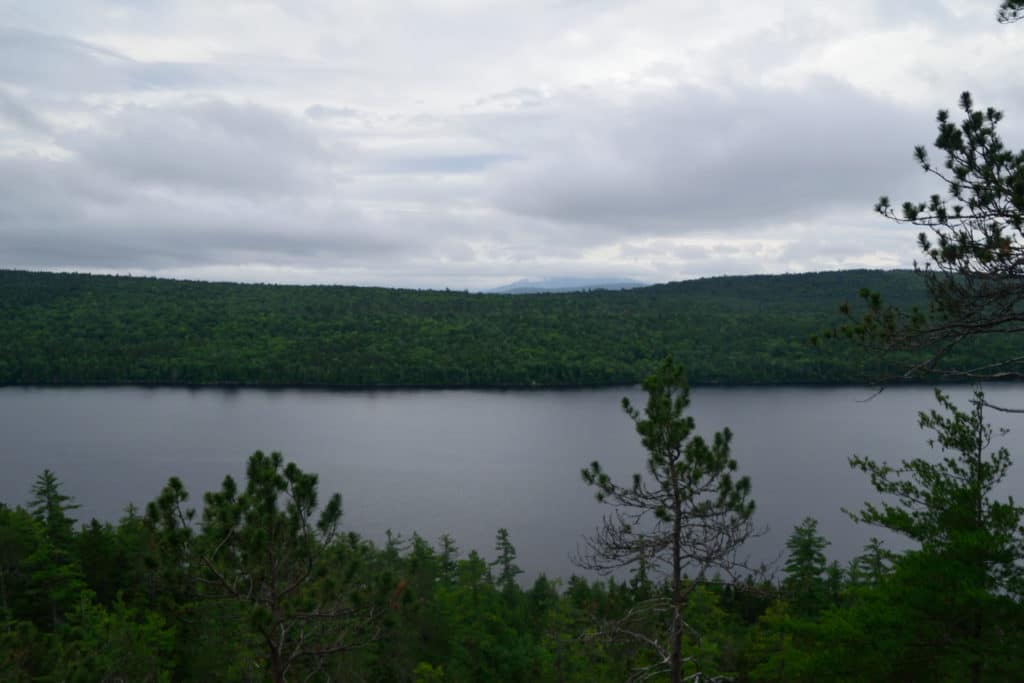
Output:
(577, 357), (758, 683)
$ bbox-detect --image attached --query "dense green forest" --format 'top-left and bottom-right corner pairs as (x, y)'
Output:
(1, 268), (1011, 387)
(3, 363), (1022, 682)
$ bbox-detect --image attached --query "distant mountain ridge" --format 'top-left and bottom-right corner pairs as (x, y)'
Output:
(487, 277), (646, 294)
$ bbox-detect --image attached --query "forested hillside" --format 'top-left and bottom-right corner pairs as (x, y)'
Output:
(0, 268), (999, 387)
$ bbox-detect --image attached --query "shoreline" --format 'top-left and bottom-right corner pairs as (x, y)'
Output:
(0, 376), (1007, 392)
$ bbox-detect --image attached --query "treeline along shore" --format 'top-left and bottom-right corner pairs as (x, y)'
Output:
(1, 268), (1012, 388)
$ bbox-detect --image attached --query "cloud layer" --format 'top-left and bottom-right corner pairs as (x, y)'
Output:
(1, 0), (1022, 288)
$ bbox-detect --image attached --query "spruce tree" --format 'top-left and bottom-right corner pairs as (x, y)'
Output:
(28, 469), (79, 550)
(490, 528), (523, 594)
(782, 518), (829, 616)
(25, 470), (84, 629)
(847, 538), (892, 587)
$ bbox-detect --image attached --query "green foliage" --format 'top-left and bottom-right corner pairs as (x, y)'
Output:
(849, 389), (1024, 592)
(839, 91), (1024, 382)
(782, 518), (830, 616)
(844, 389), (1024, 680)
(191, 451), (381, 681)
(748, 601), (817, 683)
(490, 528), (523, 594)
(29, 469), (79, 550)
(579, 357), (758, 683)
(2, 456), (771, 682)
(0, 505), (41, 624)
(48, 597), (174, 683)
(1, 268), (986, 388)
(5, 379), (1024, 680)
(22, 473), (86, 631)
(1000, 0), (1024, 22)
(846, 537), (892, 587)
(412, 661), (446, 682)
(677, 585), (742, 680)
(712, 386), (1024, 683)
(580, 358), (756, 579)
(0, 620), (45, 682)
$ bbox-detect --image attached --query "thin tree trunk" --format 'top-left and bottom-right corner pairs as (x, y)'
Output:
(671, 464), (683, 683)
(263, 626), (286, 683)
(0, 570), (9, 629)
(970, 434), (983, 683)
(269, 643), (285, 683)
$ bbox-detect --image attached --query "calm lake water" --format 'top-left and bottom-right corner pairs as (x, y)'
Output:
(2, 384), (1022, 579)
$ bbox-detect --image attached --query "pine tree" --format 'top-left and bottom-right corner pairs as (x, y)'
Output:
(577, 356), (758, 683)
(826, 2), (1024, 392)
(1000, 0), (1024, 22)
(147, 451), (385, 682)
(836, 89), (1024, 389)
(848, 388), (1024, 681)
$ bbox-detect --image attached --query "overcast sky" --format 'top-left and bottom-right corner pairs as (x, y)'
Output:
(1, 0), (1022, 289)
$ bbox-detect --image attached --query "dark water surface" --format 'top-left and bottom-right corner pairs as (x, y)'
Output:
(2, 384), (1022, 579)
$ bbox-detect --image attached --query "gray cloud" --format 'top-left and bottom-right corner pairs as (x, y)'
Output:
(306, 104), (361, 120)
(63, 100), (332, 194)
(0, 88), (49, 133)
(487, 78), (928, 232)
(0, 27), (237, 94)
(473, 88), (547, 110)
(0, 27), (130, 91)
(0, 154), (422, 271)
(367, 153), (515, 175)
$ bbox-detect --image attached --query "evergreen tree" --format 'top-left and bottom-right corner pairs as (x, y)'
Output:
(1000, 0), (1024, 22)
(848, 388), (1024, 681)
(827, 2), (1023, 394)
(577, 356), (758, 683)
(782, 518), (829, 616)
(0, 506), (42, 624)
(28, 469), (79, 550)
(147, 451), (386, 682)
(438, 533), (459, 586)
(847, 538), (892, 587)
(837, 89), (1024, 388)
(48, 597), (174, 683)
(490, 528), (523, 594)
(25, 471), (84, 630)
